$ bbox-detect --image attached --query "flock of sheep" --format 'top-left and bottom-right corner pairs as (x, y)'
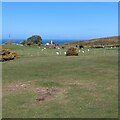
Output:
(40, 47), (90, 55)
(18, 44), (117, 57)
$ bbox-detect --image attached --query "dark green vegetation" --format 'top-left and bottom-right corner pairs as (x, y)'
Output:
(20, 35), (42, 46)
(2, 44), (118, 118)
(66, 47), (78, 56)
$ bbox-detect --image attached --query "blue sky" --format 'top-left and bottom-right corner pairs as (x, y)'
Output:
(2, 2), (118, 40)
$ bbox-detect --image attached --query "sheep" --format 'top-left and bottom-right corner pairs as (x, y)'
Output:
(64, 52), (66, 55)
(44, 48), (46, 49)
(42, 49), (44, 51)
(56, 52), (59, 55)
(79, 50), (81, 52)
(82, 51), (85, 53)
(87, 49), (90, 51)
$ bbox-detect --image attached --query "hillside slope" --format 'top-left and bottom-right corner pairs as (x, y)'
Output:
(64, 36), (119, 47)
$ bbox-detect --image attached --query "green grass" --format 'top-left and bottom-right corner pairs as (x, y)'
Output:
(2, 45), (118, 118)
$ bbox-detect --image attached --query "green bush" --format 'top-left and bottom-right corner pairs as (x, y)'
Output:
(66, 47), (78, 56)
(27, 42), (33, 46)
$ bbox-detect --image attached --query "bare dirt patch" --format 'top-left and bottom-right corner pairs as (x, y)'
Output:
(35, 87), (64, 102)
(3, 81), (32, 94)
(3, 81), (66, 103)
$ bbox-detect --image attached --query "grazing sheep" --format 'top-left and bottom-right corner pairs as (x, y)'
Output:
(88, 49), (90, 51)
(44, 48), (46, 49)
(42, 49), (44, 51)
(82, 51), (85, 53)
(56, 52), (59, 55)
(64, 52), (66, 55)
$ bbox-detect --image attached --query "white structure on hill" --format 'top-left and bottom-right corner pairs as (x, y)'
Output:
(45, 40), (59, 49)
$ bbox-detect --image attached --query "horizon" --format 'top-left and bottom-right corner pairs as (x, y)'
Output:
(2, 2), (118, 40)
(1, 35), (118, 40)
(0, 35), (118, 44)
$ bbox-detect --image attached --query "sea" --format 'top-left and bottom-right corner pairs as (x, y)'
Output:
(0, 39), (80, 44)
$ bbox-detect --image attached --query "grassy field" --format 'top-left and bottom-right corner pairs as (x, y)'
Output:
(2, 45), (118, 118)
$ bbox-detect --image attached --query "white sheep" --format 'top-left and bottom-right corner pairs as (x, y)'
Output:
(56, 52), (59, 55)
(44, 47), (46, 49)
(42, 49), (44, 51)
(64, 52), (66, 54)
(82, 51), (85, 53)
(87, 49), (90, 51)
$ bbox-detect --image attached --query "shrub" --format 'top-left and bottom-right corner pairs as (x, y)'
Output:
(61, 44), (65, 49)
(27, 42), (33, 46)
(66, 47), (78, 56)
(79, 45), (84, 49)
(12, 52), (17, 57)
(1, 49), (18, 62)
(27, 35), (42, 44)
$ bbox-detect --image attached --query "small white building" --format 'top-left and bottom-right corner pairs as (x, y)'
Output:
(45, 40), (59, 49)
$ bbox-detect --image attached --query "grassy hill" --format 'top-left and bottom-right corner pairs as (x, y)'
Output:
(64, 36), (119, 47)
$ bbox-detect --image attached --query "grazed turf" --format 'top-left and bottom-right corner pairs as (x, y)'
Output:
(2, 45), (118, 118)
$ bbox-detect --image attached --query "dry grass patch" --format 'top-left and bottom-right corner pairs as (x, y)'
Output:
(35, 87), (66, 103)
(3, 81), (33, 95)
(3, 81), (67, 103)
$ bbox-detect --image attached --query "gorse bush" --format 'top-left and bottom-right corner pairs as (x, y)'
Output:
(27, 42), (34, 46)
(0, 49), (18, 62)
(66, 47), (78, 56)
